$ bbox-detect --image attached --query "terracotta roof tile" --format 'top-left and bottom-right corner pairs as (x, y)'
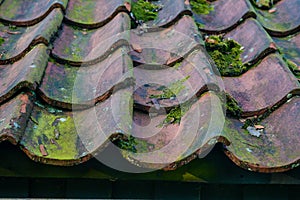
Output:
(0, 93), (33, 145)
(273, 32), (300, 69)
(224, 18), (276, 65)
(65, 0), (127, 28)
(52, 12), (130, 65)
(0, 0), (299, 173)
(39, 47), (134, 109)
(224, 53), (300, 116)
(194, 0), (256, 33)
(224, 97), (300, 172)
(130, 15), (202, 65)
(0, 8), (63, 64)
(255, 0), (300, 37)
(0, 44), (48, 104)
(0, 0), (67, 26)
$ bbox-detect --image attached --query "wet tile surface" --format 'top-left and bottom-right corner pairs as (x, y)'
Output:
(0, 0), (299, 173)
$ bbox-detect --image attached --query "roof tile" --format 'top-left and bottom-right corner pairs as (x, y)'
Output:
(194, 0), (256, 33)
(52, 12), (130, 65)
(65, 0), (127, 28)
(39, 47), (134, 109)
(224, 53), (300, 116)
(255, 0), (300, 36)
(0, 0), (67, 26)
(224, 97), (300, 172)
(0, 44), (48, 104)
(225, 18), (276, 65)
(0, 8), (63, 64)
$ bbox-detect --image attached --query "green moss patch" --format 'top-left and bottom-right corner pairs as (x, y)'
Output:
(162, 103), (191, 125)
(223, 94), (243, 118)
(0, 37), (4, 46)
(205, 35), (246, 76)
(150, 76), (190, 99)
(285, 59), (300, 79)
(131, 0), (160, 22)
(190, 0), (214, 15)
(252, 0), (274, 8)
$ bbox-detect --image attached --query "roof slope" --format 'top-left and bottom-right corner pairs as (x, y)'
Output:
(0, 0), (299, 173)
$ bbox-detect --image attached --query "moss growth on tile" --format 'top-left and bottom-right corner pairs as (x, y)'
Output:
(163, 103), (191, 125)
(66, 0), (94, 23)
(113, 135), (137, 153)
(205, 35), (246, 76)
(252, 0), (274, 8)
(131, 0), (160, 22)
(150, 76), (190, 99)
(224, 94), (242, 118)
(190, 0), (214, 15)
(285, 59), (300, 79)
(0, 37), (4, 46)
(21, 108), (79, 160)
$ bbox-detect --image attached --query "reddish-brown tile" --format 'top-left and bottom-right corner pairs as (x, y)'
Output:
(150, 0), (192, 28)
(0, 44), (48, 104)
(21, 87), (132, 166)
(273, 32), (300, 69)
(39, 47), (134, 109)
(0, 8), (63, 64)
(194, 0), (256, 33)
(130, 15), (202, 65)
(125, 92), (226, 170)
(224, 97), (300, 172)
(65, 0), (127, 28)
(52, 12), (130, 65)
(133, 49), (222, 111)
(224, 54), (300, 116)
(256, 0), (300, 36)
(0, 0), (67, 26)
(225, 18), (276, 65)
(0, 93), (33, 145)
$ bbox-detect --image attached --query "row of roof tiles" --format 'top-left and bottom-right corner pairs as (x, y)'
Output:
(0, 0), (299, 172)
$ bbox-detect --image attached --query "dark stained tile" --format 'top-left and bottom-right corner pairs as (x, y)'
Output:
(273, 32), (300, 69)
(52, 12), (130, 65)
(256, 0), (300, 37)
(0, 93), (33, 145)
(194, 0), (256, 33)
(133, 48), (222, 111)
(224, 96), (300, 172)
(224, 53), (300, 117)
(0, 44), (49, 104)
(39, 47), (134, 109)
(0, 8), (63, 64)
(65, 0), (127, 28)
(21, 87), (133, 165)
(130, 15), (202, 65)
(126, 92), (227, 170)
(150, 0), (192, 28)
(0, 0), (67, 26)
(225, 18), (277, 65)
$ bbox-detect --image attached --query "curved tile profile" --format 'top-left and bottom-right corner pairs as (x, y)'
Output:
(224, 97), (300, 172)
(0, 44), (49, 104)
(130, 15), (202, 65)
(194, 0), (256, 33)
(0, 93), (33, 145)
(39, 47), (134, 109)
(133, 49), (222, 111)
(123, 92), (227, 170)
(52, 12), (130, 65)
(149, 0), (192, 28)
(225, 18), (277, 65)
(65, 0), (127, 28)
(273, 32), (300, 69)
(256, 0), (300, 37)
(0, 8), (63, 64)
(0, 0), (67, 26)
(224, 53), (300, 117)
(21, 87), (132, 166)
